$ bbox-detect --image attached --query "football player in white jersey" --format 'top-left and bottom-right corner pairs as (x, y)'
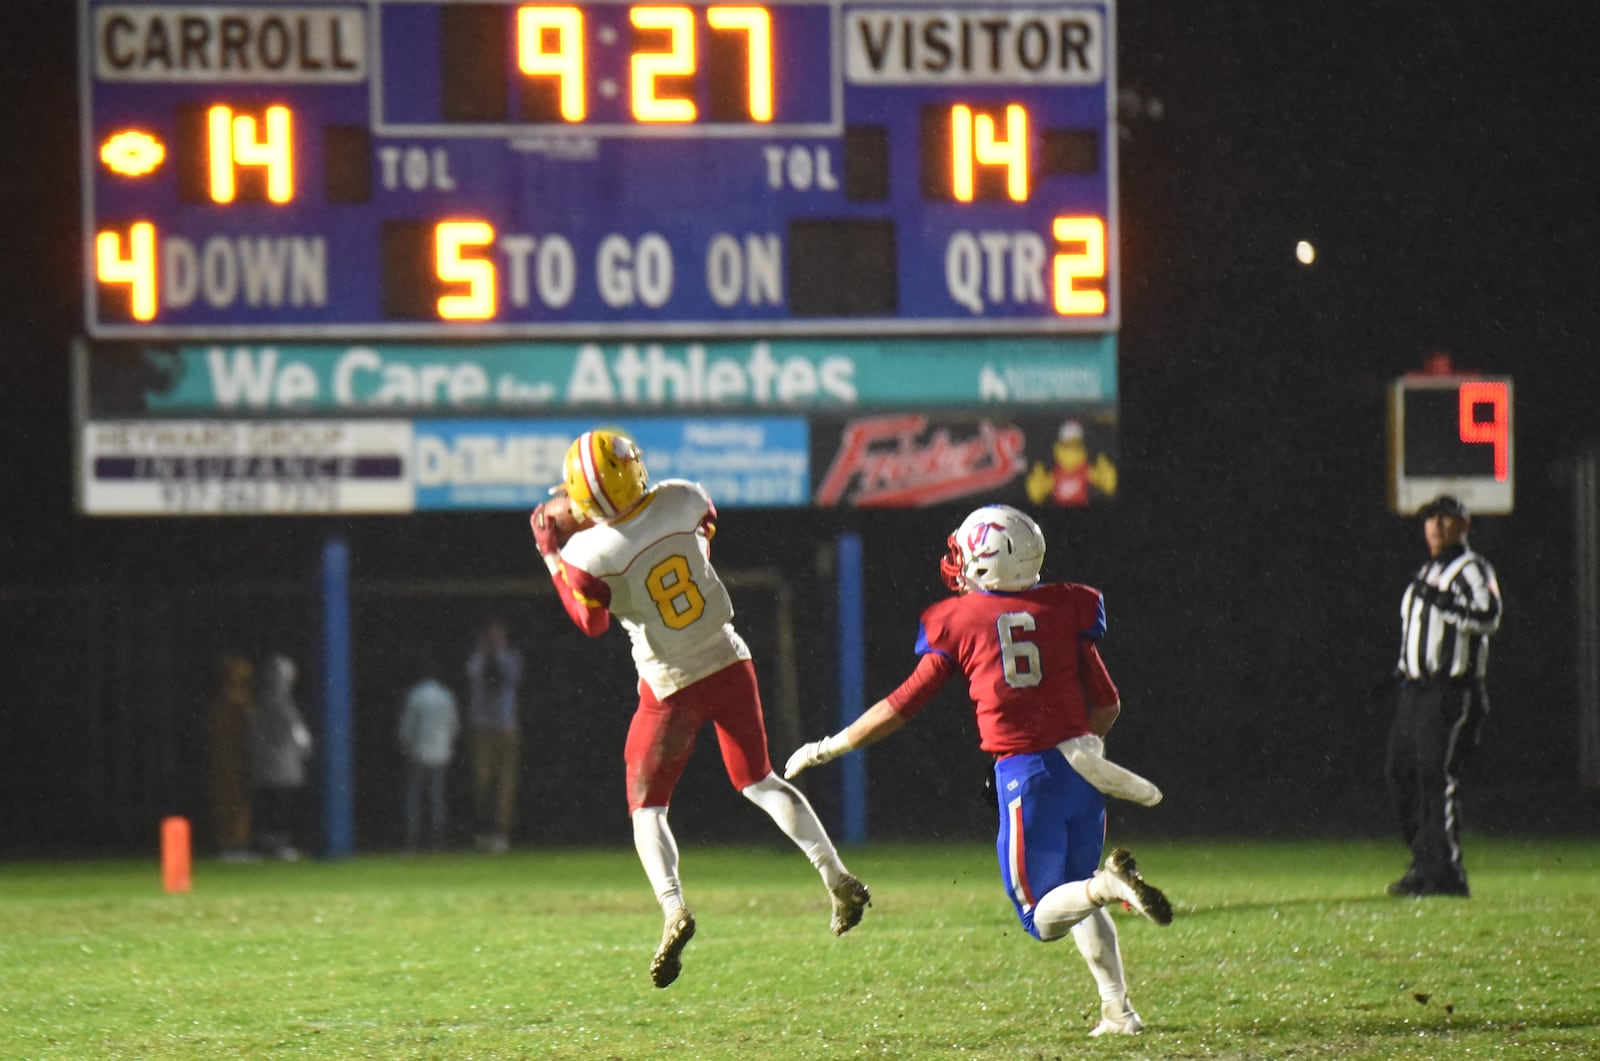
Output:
(530, 429), (871, 989)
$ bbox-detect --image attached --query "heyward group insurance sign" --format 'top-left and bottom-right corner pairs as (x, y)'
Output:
(76, 337), (1120, 514)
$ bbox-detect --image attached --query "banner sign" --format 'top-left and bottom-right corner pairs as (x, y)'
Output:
(78, 416), (811, 515)
(411, 416), (810, 510)
(809, 409), (1119, 509)
(79, 419), (414, 515)
(78, 344), (1126, 515)
(84, 336), (1117, 415)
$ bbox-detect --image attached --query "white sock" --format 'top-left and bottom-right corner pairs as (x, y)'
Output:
(1032, 876), (1101, 941)
(740, 773), (848, 889)
(1071, 907), (1129, 1007)
(631, 806), (685, 914)
(1087, 867), (1129, 907)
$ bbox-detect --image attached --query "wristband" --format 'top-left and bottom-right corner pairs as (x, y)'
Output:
(820, 731), (855, 759)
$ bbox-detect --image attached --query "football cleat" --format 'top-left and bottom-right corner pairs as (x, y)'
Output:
(1100, 848), (1173, 926)
(829, 874), (872, 936)
(1088, 998), (1144, 1036)
(649, 907), (696, 989)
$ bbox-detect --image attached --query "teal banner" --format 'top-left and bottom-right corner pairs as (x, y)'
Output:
(107, 336), (1117, 413)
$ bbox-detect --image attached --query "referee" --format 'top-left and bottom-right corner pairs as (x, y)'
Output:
(1384, 494), (1503, 897)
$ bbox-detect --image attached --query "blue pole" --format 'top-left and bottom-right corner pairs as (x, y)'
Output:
(837, 531), (867, 845)
(320, 537), (355, 859)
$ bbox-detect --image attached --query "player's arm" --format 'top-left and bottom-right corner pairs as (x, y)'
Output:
(1087, 701), (1121, 737)
(552, 565), (612, 637)
(529, 507), (612, 637)
(702, 492), (718, 536)
(784, 653), (954, 778)
(692, 485), (719, 551)
(1079, 639), (1121, 737)
(1445, 560), (1503, 634)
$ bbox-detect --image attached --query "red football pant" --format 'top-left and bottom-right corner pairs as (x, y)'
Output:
(624, 659), (774, 813)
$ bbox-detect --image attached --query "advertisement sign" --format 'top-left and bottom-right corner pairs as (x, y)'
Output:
(80, 419), (414, 515)
(84, 336), (1117, 414)
(74, 345), (1118, 514)
(810, 409), (1119, 509)
(411, 416), (810, 510)
(77, 415), (810, 515)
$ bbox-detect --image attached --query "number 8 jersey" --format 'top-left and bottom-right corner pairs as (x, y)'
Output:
(557, 479), (750, 698)
(909, 582), (1117, 756)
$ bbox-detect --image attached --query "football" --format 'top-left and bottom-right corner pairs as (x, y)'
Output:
(536, 493), (592, 546)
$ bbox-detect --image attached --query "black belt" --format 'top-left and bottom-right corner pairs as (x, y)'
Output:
(1402, 674), (1480, 688)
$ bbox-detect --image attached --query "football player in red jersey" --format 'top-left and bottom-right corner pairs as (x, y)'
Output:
(786, 504), (1171, 1036)
(530, 429), (870, 990)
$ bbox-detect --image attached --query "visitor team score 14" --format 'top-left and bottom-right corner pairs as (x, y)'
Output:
(81, 0), (1119, 339)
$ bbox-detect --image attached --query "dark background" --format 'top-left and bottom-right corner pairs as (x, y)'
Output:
(2, 2), (1597, 855)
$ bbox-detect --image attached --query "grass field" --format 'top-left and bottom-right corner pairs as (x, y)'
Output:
(3, 837), (1597, 1059)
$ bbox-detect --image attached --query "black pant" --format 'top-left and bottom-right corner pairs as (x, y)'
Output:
(254, 784), (303, 852)
(1384, 678), (1487, 887)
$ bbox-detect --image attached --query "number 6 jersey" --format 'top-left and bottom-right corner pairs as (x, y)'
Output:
(555, 479), (750, 698)
(900, 582), (1119, 756)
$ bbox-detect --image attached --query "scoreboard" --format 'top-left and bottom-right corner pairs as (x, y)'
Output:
(82, 0), (1119, 339)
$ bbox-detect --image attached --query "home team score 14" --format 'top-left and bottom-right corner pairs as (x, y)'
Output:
(83, 0), (1120, 338)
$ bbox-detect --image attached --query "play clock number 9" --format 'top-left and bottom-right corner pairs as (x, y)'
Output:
(1388, 375), (1514, 516)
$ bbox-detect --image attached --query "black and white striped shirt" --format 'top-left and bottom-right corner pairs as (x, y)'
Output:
(1397, 544), (1502, 682)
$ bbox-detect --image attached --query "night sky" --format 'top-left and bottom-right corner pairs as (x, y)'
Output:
(1, 2), (1597, 846)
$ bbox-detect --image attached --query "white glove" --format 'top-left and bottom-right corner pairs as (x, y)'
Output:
(1057, 733), (1162, 807)
(783, 732), (853, 779)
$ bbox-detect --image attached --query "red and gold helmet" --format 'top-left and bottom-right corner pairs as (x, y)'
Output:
(561, 429), (649, 520)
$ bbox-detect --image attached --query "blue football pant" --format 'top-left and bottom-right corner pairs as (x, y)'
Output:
(993, 749), (1107, 940)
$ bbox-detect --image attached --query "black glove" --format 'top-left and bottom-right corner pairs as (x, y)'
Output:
(981, 765), (998, 810)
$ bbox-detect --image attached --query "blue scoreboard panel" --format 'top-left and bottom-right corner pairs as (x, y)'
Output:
(82, 0), (1118, 339)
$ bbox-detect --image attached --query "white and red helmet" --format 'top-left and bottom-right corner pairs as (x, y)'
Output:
(940, 504), (1046, 593)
